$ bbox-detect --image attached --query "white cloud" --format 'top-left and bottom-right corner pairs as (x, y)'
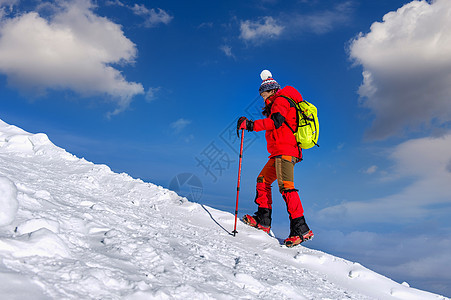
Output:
(0, 0), (18, 18)
(145, 87), (161, 102)
(105, 0), (124, 7)
(239, 16), (284, 43)
(170, 118), (191, 133)
(238, 3), (353, 45)
(197, 22), (213, 29)
(0, 0), (144, 116)
(363, 165), (377, 174)
(105, 2), (172, 28)
(0, 0), (18, 8)
(313, 229), (451, 295)
(131, 4), (172, 28)
(289, 1), (353, 34)
(349, 0), (451, 140)
(384, 237), (451, 281)
(317, 133), (451, 225)
(219, 45), (234, 58)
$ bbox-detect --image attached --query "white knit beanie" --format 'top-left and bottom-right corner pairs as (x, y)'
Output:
(259, 70), (280, 94)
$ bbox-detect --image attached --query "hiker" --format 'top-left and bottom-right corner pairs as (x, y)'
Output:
(237, 70), (314, 247)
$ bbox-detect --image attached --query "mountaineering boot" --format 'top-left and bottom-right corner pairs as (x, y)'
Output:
(242, 214), (271, 233)
(284, 231), (314, 247)
(284, 216), (314, 247)
(242, 214), (258, 226)
(243, 207), (272, 234)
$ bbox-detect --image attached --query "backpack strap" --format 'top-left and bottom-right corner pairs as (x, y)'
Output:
(279, 96), (298, 132)
(279, 95), (297, 108)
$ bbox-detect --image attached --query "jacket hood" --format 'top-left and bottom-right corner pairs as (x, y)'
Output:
(264, 86), (303, 106)
(277, 86), (303, 102)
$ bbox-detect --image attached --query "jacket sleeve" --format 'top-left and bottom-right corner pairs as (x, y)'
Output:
(253, 97), (291, 132)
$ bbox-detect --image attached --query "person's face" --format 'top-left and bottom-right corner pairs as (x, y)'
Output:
(260, 90), (275, 101)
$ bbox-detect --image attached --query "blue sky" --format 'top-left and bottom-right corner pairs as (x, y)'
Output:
(1, 0), (450, 296)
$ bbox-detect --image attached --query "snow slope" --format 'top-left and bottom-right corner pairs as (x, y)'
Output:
(0, 118), (448, 300)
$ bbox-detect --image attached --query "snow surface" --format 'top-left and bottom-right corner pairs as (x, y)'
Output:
(0, 176), (18, 226)
(0, 118), (448, 300)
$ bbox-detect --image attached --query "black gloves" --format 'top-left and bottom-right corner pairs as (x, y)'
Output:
(237, 116), (254, 137)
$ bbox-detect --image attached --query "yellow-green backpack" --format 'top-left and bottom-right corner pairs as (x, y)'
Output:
(281, 96), (319, 149)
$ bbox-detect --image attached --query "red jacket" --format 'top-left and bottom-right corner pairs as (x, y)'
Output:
(254, 86), (303, 159)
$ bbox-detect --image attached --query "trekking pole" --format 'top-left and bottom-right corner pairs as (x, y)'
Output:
(232, 129), (245, 236)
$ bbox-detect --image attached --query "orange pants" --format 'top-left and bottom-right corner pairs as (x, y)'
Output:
(255, 155), (304, 219)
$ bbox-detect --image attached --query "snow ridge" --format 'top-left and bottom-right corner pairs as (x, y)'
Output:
(0, 119), (447, 300)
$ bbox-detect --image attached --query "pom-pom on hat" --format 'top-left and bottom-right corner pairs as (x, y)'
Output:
(259, 70), (280, 94)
